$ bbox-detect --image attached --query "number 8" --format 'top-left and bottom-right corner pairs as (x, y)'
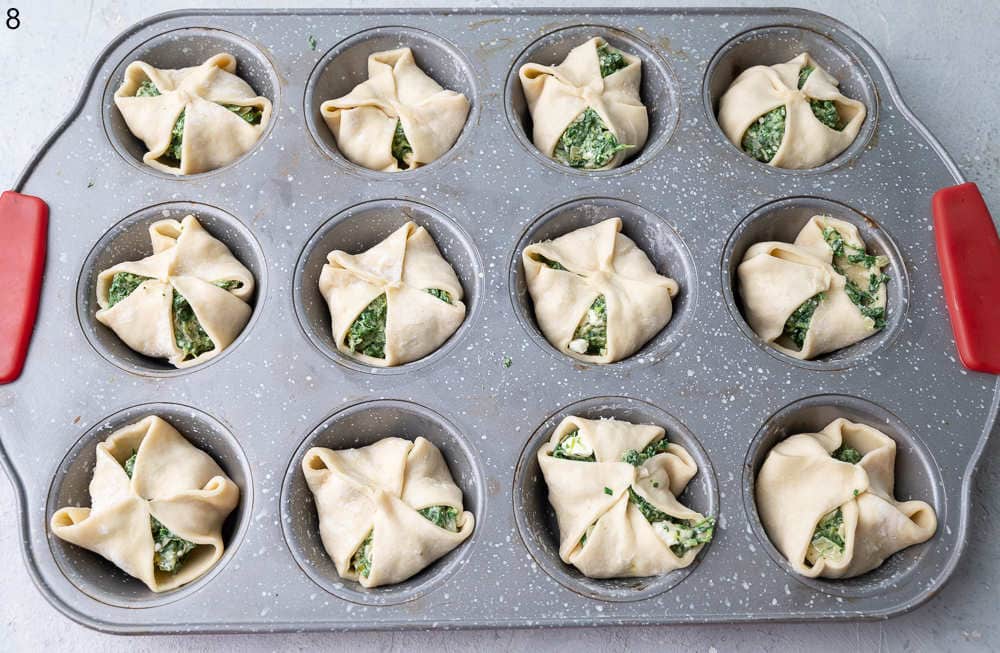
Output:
(6, 8), (20, 30)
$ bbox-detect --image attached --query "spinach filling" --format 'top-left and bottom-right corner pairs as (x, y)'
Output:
(569, 295), (607, 356)
(108, 272), (151, 307)
(531, 254), (566, 271)
(391, 119), (413, 169)
(165, 111), (186, 162)
(136, 80), (161, 97)
(628, 488), (715, 557)
(596, 43), (627, 77)
(425, 288), (452, 304)
(741, 64), (843, 163)
(550, 428), (595, 461)
(553, 107), (630, 169)
(351, 532), (373, 578)
(172, 289), (214, 360)
(346, 293), (387, 359)
(833, 445), (863, 464)
(807, 508), (846, 565)
(122, 452), (197, 573)
(418, 505), (460, 532)
(214, 279), (244, 291)
(782, 292), (825, 350)
(621, 437), (671, 467)
(822, 227), (889, 329)
(223, 104), (262, 125)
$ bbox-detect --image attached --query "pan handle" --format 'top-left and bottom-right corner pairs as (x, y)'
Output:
(0, 191), (48, 384)
(932, 182), (1000, 374)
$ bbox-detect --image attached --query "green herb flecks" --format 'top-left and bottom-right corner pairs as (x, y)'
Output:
(347, 293), (387, 359)
(425, 288), (452, 304)
(551, 428), (595, 462)
(222, 104), (263, 125)
(604, 487), (613, 496)
(833, 445), (863, 464)
(123, 451), (138, 478)
(621, 437), (671, 467)
(742, 106), (786, 163)
(844, 278), (887, 329)
(553, 107), (630, 169)
(596, 43), (627, 78)
(532, 254), (566, 271)
(308, 35), (318, 51)
(628, 488), (715, 556)
(172, 289), (215, 361)
(214, 279), (244, 291)
(569, 295), (607, 356)
(798, 65), (842, 131)
(151, 516), (197, 573)
(351, 532), (373, 578)
(502, 356), (512, 369)
(807, 508), (846, 565)
(135, 80), (161, 97)
(108, 272), (151, 307)
(391, 119), (413, 169)
(164, 110), (185, 162)
(418, 505), (460, 532)
(782, 293), (825, 349)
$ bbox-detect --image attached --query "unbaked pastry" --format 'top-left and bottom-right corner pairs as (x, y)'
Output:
(737, 215), (889, 359)
(95, 214), (255, 368)
(756, 418), (936, 579)
(718, 53), (866, 169)
(519, 37), (647, 170)
(114, 53), (272, 175)
(319, 221), (466, 367)
(522, 218), (678, 364)
(537, 416), (713, 579)
(303, 437), (474, 588)
(50, 415), (240, 592)
(320, 48), (470, 171)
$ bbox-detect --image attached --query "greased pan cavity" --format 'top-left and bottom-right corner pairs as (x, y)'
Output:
(2, 8), (995, 633)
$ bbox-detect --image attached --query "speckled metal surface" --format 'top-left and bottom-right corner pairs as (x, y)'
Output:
(2, 6), (996, 634)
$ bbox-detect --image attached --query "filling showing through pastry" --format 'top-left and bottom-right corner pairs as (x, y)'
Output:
(554, 107), (631, 170)
(348, 504), (460, 580)
(123, 450), (197, 573)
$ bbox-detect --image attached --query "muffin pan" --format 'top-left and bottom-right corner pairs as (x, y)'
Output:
(0, 7), (996, 633)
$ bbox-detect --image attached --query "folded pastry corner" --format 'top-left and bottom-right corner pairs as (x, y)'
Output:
(50, 415), (240, 592)
(756, 418), (936, 579)
(537, 415), (713, 579)
(302, 436), (474, 588)
(523, 217), (678, 364)
(718, 52), (866, 169)
(321, 47), (470, 171)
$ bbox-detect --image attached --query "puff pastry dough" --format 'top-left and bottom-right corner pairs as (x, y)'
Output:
(303, 437), (474, 588)
(319, 221), (466, 367)
(523, 218), (678, 364)
(756, 418), (936, 579)
(321, 48), (470, 171)
(95, 214), (255, 368)
(114, 53), (272, 175)
(718, 53), (866, 169)
(738, 215), (888, 359)
(538, 416), (713, 579)
(519, 37), (648, 170)
(50, 415), (240, 592)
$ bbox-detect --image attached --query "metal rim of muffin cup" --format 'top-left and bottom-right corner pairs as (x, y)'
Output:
(508, 196), (698, 371)
(512, 395), (720, 602)
(75, 201), (268, 378)
(741, 393), (945, 599)
(101, 26), (281, 181)
(701, 24), (880, 175)
(44, 402), (253, 609)
(720, 195), (910, 371)
(278, 399), (485, 607)
(292, 197), (484, 376)
(503, 24), (681, 178)
(303, 25), (481, 180)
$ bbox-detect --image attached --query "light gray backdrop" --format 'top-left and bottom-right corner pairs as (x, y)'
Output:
(1, 1), (997, 651)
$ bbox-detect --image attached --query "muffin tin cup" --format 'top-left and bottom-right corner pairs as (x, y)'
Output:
(512, 396), (719, 602)
(702, 24), (880, 174)
(509, 196), (697, 371)
(101, 26), (280, 180)
(44, 403), (253, 609)
(293, 198), (483, 375)
(741, 393), (945, 598)
(279, 399), (485, 606)
(505, 24), (680, 177)
(721, 195), (910, 370)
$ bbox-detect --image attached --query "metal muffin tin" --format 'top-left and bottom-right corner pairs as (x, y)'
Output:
(2, 7), (996, 633)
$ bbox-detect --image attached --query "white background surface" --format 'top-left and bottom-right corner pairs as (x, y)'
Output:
(2, 1), (998, 650)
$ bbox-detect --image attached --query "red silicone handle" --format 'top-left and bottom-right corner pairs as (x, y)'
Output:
(0, 191), (48, 384)
(932, 182), (1000, 374)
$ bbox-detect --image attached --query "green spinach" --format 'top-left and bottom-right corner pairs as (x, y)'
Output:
(833, 445), (862, 464)
(222, 104), (262, 125)
(135, 80), (161, 97)
(164, 110), (185, 161)
(351, 532), (373, 578)
(214, 279), (244, 291)
(553, 107), (630, 169)
(425, 288), (452, 304)
(418, 505), (459, 532)
(621, 437), (671, 467)
(172, 289), (214, 360)
(391, 119), (413, 169)
(551, 428), (595, 461)
(596, 43), (627, 77)
(628, 488), (715, 556)
(108, 272), (151, 307)
(783, 293), (825, 349)
(569, 295), (607, 356)
(808, 508), (845, 564)
(347, 294), (387, 359)
(531, 254), (566, 271)
(122, 452), (197, 573)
